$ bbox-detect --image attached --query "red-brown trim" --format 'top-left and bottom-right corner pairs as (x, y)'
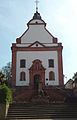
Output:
(53, 38), (58, 43)
(16, 38), (21, 44)
(12, 44), (63, 52)
(12, 47), (16, 87)
(58, 48), (64, 85)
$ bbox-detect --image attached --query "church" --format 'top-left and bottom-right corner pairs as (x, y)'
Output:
(11, 2), (64, 102)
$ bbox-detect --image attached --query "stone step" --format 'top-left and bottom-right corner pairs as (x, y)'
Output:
(7, 116), (77, 118)
(6, 114), (77, 120)
(8, 106), (70, 110)
(9, 105), (74, 110)
(8, 108), (77, 112)
(10, 103), (77, 106)
(8, 110), (77, 113)
(6, 103), (77, 119)
(8, 110), (72, 113)
(7, 113), (77, 117)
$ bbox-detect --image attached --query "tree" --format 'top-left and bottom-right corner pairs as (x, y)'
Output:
(1, 62), (12, 86)
(2, 62), (12, 81)
(0, 71), (5, 84)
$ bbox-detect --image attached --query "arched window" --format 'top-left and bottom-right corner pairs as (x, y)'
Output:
(20, 72), (26, 81)
(49, 71), (55, 80)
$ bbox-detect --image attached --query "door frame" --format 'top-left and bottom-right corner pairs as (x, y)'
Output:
(29, 59), (45, 88)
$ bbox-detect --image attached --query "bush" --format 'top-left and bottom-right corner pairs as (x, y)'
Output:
(0, 84), (12, 104)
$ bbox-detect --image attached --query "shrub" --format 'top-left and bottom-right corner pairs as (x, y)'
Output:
(0, 84), (12, 104)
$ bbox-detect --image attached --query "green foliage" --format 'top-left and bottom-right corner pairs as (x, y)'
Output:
(0, 71), (5, 81)
(0, 84), (12, 104)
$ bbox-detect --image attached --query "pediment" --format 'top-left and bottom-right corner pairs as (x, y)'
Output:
(28, 41), (46, 48)
(29, 59), (45, 71)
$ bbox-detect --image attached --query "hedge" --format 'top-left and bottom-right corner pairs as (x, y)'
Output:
(0, 84), (12, 104)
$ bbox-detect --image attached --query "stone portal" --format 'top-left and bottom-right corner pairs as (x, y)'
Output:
(29, 59), (45, 89)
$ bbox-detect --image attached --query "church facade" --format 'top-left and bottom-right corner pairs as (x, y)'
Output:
(11, 10), (64, 102)
(12, 12), (63, 86)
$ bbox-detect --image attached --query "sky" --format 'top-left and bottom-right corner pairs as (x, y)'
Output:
(0, 0), (77, 83)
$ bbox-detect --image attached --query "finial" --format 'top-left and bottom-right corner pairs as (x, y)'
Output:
(35, 0), (39, 12)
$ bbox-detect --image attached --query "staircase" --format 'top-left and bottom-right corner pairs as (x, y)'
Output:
(6, 102), (77, 119)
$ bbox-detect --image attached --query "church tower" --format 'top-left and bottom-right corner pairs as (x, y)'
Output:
(11, 1), (64, 101)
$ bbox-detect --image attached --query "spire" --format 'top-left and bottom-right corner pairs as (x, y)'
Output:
(27, 0), (46, 26)
(33, 0), (41, 19)
(35, 0), (39, 12)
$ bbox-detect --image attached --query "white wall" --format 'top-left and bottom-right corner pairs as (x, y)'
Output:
(21, 25), (53, 44)
(16, 51), (59, 86)
(16, 43), (58, 47)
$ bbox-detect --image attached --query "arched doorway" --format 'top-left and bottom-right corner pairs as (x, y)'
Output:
(34, 74), (40, 90)
(29, 59), (45, 88)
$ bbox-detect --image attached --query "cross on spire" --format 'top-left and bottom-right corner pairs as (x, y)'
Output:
(35, 0), (39, 12)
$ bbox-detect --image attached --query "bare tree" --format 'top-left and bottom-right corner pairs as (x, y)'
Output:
(2, 62), (12, 82)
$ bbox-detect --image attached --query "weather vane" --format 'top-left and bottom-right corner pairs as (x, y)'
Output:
(35, 0), (39, 12)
